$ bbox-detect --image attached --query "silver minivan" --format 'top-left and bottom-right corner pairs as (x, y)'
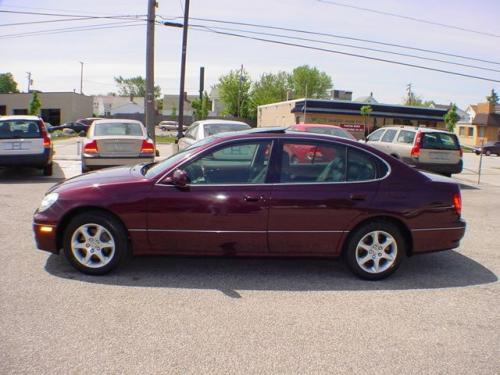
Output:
(0, 115), (54, 176)
(366, 126), (463, 176)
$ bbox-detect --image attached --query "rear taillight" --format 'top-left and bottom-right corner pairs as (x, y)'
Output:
(83, 140), (98, 154)
(459, 148), (463, 157)
(39, 121), (51, 148)
(453, 192), (462, 216)
(140, 140), (155, 154)
(411, 131), (422, 158)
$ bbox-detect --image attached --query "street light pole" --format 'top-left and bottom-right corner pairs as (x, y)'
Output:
(145, 0), (156, 144)
(79, 61), (84, 94)
(177, 0), (190, 141)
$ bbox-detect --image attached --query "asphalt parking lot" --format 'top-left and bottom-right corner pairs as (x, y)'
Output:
(0, 141), (499, 374)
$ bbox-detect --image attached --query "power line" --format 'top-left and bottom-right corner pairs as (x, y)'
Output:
(0, 9), (146, 21)
(0, 21), (145, 39)
(317, 0), (500, 38)
(190, 24), (500, 73)
(168, 16), (500, 66)
(189, 26), (500, 83)
(0, 16), (133, 27)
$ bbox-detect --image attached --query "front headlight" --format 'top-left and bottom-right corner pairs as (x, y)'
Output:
(38, 193), (59, 212)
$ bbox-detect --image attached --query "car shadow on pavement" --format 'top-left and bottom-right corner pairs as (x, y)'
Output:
(44, 250), (497, 298)
(0, 164), (65, 183)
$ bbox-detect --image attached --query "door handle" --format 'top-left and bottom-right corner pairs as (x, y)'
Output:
(349, 193), (367, 201)
(244, 195), (261, 202)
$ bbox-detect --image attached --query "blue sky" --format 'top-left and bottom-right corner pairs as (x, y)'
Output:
(1, 0), (499, 108)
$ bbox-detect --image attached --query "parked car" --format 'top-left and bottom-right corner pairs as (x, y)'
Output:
(286, 123), (356, 163)
(178, 119), (251, 150)
(81, 119), (155, 173)
(33, 127), (465, 280)
(473, 141), (500, 156)
(0, 115), (54, 176)
(49, 121), (88, 135)
(366, 126), (463, 176)
(77, 117), (103, 127)
(157, 120), (186, 131)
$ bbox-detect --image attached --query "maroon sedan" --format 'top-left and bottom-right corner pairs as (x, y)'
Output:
(33, 128), (466, 280)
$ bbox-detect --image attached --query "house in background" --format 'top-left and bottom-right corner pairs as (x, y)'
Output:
(0, 92), (92, 125)
(162, 94), (199, 117)
(93, 95), (144, 117)
(455, 102), (500, 147)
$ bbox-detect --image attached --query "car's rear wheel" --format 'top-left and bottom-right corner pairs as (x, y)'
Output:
(344, 222), (404, 280)
(485, 150), (491, 156)
(42, 163), (53, 176)
(63, 212), (128, 275)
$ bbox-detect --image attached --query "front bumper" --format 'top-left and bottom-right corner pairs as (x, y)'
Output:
(33, 221), (59, 253)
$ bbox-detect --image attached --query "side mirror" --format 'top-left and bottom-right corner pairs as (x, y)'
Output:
(164, 169), (189, 187)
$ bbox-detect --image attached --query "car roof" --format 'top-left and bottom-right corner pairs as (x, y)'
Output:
(289, 123), (343, 129)
(381, 125), (455, 134)
(196, 119), (249, 126)
(93, 119), (143, 125)
(0, 115), (41, 121)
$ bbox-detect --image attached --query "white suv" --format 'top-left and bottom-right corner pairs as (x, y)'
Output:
(366, 126), (463, 176)
(0, 115), (54, 176)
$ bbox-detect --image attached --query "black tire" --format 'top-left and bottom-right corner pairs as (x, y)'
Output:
(344, 221), (405, 280)
(63, 211), (129, 275)
(485, 150), (491, 156)
(81, 160), (90, 173)
(42, 163), (53, 176)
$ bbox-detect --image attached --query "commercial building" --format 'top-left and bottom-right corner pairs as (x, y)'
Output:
(455, 102), (500, 147)
(0, 92), (92, 125)
(257, 98), (447, 138)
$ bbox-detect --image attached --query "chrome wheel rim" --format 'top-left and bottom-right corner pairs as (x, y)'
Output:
(355, 230), (397, 274)
(70, 223), (115, 269)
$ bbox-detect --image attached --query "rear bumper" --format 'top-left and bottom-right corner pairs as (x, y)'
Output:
(403, 157), (463, 175)
(0, 148), (52, 168)
(83, 155), (154, 168)
(412, 219), (466, 254)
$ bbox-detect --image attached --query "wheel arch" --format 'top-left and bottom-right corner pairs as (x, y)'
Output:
(56, 206), (130, 252)
(341, 215), (414, 257)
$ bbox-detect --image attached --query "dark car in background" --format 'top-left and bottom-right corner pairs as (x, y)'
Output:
(474, 141), (500, 156)
(0, 115), (54, 175)
(33, 128), (465, 279)
(48, 121), (88, 134)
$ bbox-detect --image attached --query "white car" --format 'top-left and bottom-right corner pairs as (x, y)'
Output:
(81, 119), (155, 173)
(0, 115), (54, 176)
(178, 119), (251, 150)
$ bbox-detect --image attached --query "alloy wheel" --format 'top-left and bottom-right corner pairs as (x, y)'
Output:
(70, 223), (115, 269)
(355, 230), (398, 274)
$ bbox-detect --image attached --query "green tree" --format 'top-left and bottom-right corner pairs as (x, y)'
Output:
(114, 75), (161, 99)
(217, 69), (252, 118)
(288, 65), (332, 99)
(29, 92), (41, 115)
(444, 103), (460, 132)
(0, 72), (20, 93)
(486, 88), (499, 104)
(360, 105), (373, 139)
(191, 92), (210, 121)
(249, 72), (290, 119)
(170, 106), (177, 117)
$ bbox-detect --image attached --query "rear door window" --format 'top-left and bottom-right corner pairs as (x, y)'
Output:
(381, 129), (397, 143)
(396, 130), (415, 144)
(0, 120), (41, 139)
(421, 133), (460, 150)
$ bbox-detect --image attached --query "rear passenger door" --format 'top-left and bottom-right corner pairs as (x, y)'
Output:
(267, 139), (387, 255)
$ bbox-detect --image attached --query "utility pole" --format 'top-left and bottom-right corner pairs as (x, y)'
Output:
(236, 64), (243, 118)
(199, 66), (205, 100)
(79, 61), (84, 94)
(177, 0), (190, 141)
(145, 0), (156, 144)
(26, 72), (32, 92)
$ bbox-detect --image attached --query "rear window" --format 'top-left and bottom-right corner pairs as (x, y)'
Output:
(94, 122), (144, 137)
(292, 126), (356, 140)
(0, 120), (41, 139)
(204, 123), (250, 137)
(421, 132), (460, 150)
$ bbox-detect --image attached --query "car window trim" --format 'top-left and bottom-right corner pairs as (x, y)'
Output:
(154, 135), (391, 187)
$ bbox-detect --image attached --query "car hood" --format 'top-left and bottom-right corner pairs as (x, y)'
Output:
(48, 165), (142, 194)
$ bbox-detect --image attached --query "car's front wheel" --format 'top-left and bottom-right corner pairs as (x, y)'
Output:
(63, 212), (129, 275)
(344, 222), (404, 280)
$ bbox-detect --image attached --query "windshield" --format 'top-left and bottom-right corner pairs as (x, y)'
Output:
(0, 120), (41, 139)
(204, 123), (250, 137)
(94, 122), (144, 137)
